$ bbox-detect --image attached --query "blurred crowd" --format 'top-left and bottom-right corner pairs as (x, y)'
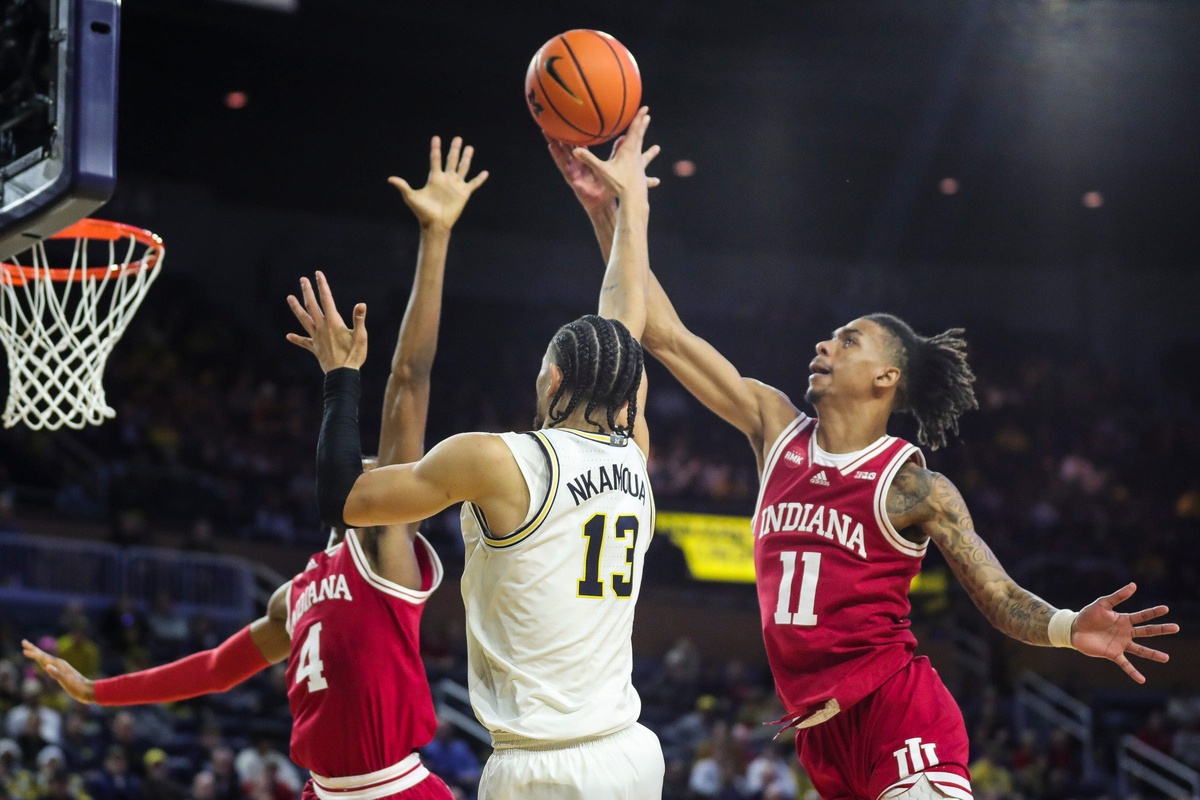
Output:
(1, 275), (1196, 617)
(3, 607), (1199, 800)
(1, 273), (1198, 799)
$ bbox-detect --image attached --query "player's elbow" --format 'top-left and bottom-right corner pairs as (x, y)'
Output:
(641, 317), (682, 354)
(388, 362), (434, 387)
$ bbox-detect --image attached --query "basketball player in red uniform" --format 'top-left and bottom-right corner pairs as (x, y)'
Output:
(24, 136), (489, 800)
(548, 145), (1179, 799)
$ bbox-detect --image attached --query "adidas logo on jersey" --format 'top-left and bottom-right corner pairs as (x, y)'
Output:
(810, 470), (830, 486)
(854, 471), (877, 480)
(783, 450), (805, 468)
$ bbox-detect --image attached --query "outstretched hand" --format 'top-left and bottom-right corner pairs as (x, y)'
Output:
(546, 108), (661, 213)
(1072, 582), (1178, 684)
(389, 136), (489, 231)
(286, 271), (368, 372)
(23, 639), (95, 703)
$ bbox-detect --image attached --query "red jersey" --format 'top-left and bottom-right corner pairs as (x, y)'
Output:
(286, 529), (443, 784)
(753, 415), (927, 729)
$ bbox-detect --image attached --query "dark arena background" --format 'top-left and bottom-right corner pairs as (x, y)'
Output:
(1, 1), (1199, 799)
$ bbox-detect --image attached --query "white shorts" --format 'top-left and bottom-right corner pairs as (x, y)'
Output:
(478, 723), (664, 800)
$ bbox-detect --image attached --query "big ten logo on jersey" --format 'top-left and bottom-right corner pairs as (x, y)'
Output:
(894, 737), (940, 779)
(565, 463), (648, 506)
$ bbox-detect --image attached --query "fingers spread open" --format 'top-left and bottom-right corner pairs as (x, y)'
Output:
(287, 295), (314, 332)
(1127, 606), (1171, 625)
(622, 107), (650, 150)
(1112, 653), (1146, 684)
(286, 333), (315, 351)
(1102, 582), (1138, 609)
(387, 176), (412, 197)
(315, 272), (343, 324)
(1132, 621), (1180, 637)
(458, 144), (474, 176)
(1126, 642), (1170, 663)
(298, 279), (323, 324)
(467, 170), (490, 190)
(429, 136), (442, 173)
(352, 303), (368, 345)
(445, 136), (463, 175)
(572, 147), (605, 173)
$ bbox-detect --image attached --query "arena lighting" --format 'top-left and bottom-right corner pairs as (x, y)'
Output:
(673, 159), (696, 177)
(1082, 191), (1104, 208)
(216, 0), (298, 11)
(939, 177), (960, 195)
(225, 91), (249, 109)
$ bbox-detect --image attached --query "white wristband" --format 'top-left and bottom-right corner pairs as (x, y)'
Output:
(1048, 608), (1079, 649)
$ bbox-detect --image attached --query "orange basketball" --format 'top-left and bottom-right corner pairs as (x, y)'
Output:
(524, 30), (641, 146)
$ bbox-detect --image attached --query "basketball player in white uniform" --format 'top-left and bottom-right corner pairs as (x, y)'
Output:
(289, 108), (665, 799)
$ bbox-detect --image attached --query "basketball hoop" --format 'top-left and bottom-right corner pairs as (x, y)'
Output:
(0, 219), (165, 430)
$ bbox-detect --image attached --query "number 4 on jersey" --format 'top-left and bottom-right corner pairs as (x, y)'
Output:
(774, 551), (821, 626)
(295, 622), (328, 692)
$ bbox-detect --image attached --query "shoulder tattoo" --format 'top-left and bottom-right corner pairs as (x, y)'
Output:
(886, 462), (934, 517)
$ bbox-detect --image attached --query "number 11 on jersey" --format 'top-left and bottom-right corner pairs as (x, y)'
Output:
(774, 551), (821, 626)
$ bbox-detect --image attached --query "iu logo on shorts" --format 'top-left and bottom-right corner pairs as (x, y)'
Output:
(893, 737), (939, 778)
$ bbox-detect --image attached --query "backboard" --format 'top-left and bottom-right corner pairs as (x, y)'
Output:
(0, 0), (120, 261)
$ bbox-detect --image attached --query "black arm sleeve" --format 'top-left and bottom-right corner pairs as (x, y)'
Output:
(316, 368), (364, 528)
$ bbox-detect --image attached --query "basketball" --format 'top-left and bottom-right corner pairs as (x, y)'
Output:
(524, 30), (641, 146)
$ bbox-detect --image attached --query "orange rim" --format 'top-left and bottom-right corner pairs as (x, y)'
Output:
(1, 219), (164, 286)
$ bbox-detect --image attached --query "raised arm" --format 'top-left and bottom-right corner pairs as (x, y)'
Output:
(547, 137), (798, 458)
(378, 135), (488, 468)
(571, 107), (655, 339)
(22, 581), (291, 706)
(889, 462), (1179, 684)
(288, 272), (530, 537)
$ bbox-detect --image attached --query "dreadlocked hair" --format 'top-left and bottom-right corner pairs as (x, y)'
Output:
(865, 313), (978, 451)
(546, 315), (644, 436)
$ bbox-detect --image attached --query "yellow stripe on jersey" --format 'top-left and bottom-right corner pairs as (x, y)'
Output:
(483, 431), (560, 550)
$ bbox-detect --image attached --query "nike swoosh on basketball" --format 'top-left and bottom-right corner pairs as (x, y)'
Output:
(544, 56), (583, 103)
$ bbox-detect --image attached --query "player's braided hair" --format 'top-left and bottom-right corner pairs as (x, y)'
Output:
(866, 313), (978, 451)
(547, 315), (643, 436)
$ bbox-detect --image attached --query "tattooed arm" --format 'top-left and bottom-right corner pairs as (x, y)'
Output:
(887, 462), (1055, 644)
(887, 462), (1179, 681)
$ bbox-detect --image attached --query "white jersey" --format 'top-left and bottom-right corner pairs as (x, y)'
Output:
(460, 427), (655, 743)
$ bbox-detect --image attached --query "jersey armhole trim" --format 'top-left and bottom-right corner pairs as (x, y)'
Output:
(345, 529), (445, 602)
(483, 431), (560, 550)
(752, 414), (811, 516)
(872, 445), (929, 557)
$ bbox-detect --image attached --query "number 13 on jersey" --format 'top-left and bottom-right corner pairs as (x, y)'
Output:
(774, 551), (821, 626)
(577, 513), (639, 599)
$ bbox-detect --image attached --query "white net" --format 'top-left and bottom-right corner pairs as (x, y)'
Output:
(0, 223), (164, 430)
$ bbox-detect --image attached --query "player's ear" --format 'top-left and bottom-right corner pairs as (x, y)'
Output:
(875, 365), (900, 390)
(547, 363), (564, 397)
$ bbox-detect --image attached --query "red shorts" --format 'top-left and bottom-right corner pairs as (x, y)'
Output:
(300, 773), (454, 800)
(795, 657), (972, 799)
